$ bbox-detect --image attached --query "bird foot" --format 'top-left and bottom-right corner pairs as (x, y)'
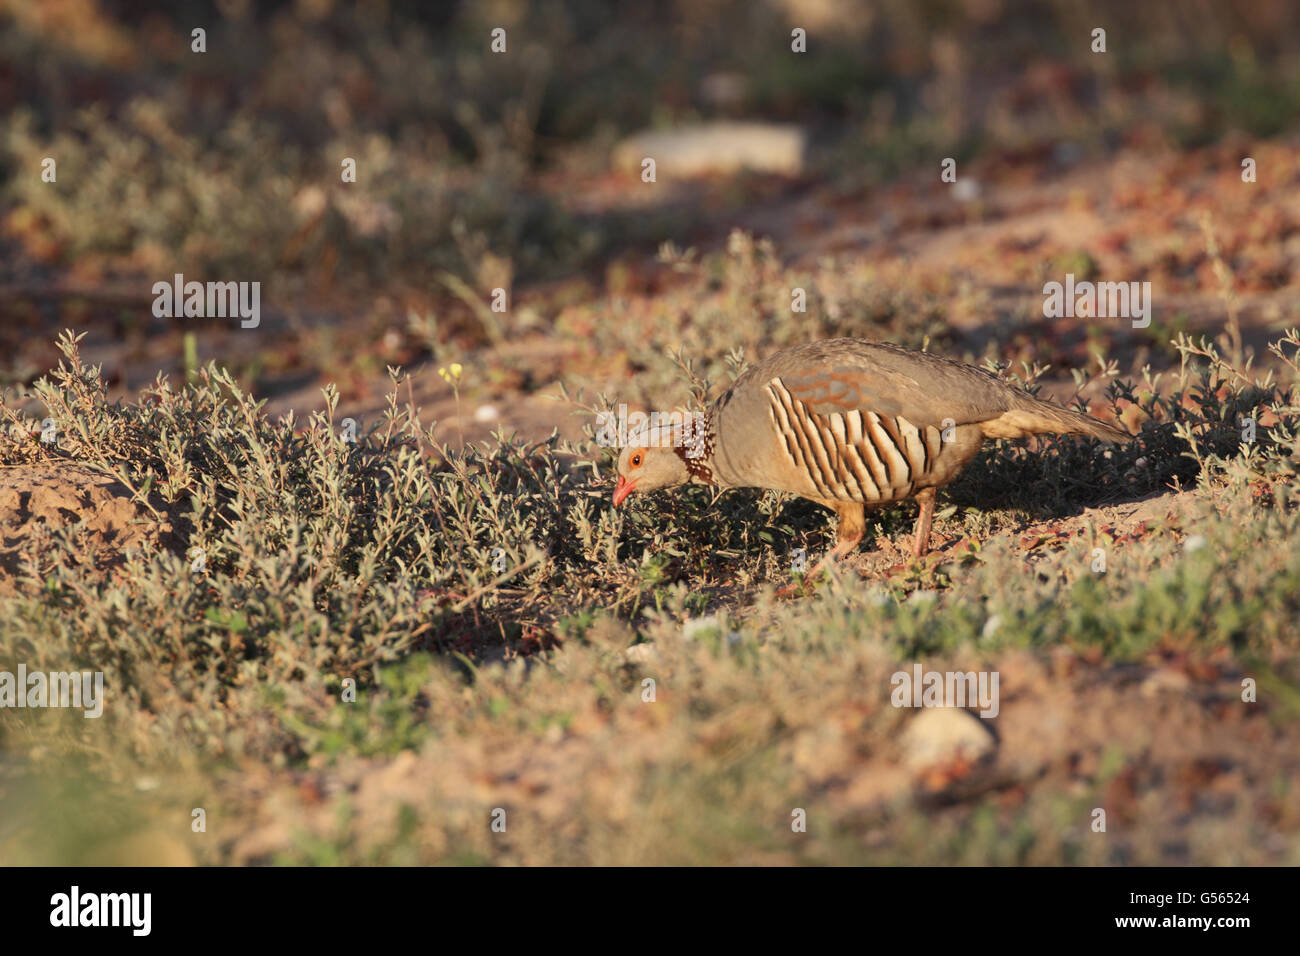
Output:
(775, 569), (827, 598)
(775, 543), (861, 598)
(775, 577), (814, 599)
(886, 545), (950, 576)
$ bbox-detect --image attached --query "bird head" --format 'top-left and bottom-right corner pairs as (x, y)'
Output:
(612, 444), (690, 506)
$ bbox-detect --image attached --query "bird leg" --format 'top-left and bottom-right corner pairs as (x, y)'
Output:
(911, 486), (936, 561)
(778, 501), (865, 595)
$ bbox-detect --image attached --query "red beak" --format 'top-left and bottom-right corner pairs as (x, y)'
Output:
(613, 475), (636, 507)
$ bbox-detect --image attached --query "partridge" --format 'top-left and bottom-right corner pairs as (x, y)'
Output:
(612, 338), (1131, 573)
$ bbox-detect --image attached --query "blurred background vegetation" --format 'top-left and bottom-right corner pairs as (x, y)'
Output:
(2, 0), (1300, 389)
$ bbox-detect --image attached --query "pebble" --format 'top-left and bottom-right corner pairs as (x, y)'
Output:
(900, 708), (998, 771)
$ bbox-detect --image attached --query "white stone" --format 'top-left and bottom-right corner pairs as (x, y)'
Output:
(612, 122), (806, 178)
(900, 708), (997, 771)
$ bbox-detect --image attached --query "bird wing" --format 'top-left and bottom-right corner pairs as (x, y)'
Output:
(745, 341), (1015, 429)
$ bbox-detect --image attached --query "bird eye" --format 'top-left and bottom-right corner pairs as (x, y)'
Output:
(631, 453), (642, 467)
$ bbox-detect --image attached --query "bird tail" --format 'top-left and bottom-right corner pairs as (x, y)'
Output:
(980, 395), (1132, 443)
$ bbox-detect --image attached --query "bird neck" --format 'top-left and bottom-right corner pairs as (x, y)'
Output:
(673, 408), (717, 486)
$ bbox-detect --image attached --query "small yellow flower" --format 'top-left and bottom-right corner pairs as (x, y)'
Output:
(438, 363), (464, 384)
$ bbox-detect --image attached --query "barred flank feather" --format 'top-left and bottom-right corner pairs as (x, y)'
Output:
(765, 377), (961, 504)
